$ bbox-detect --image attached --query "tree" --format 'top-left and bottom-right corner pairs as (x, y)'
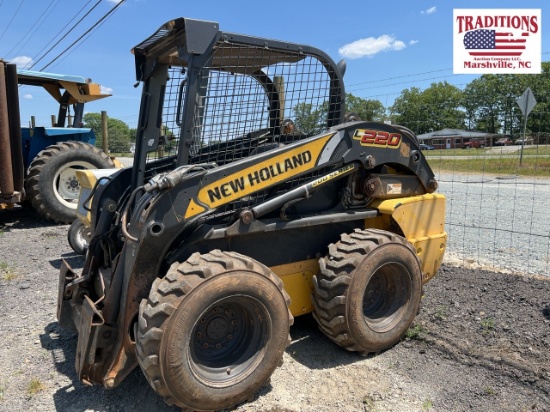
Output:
(293, 102), (326, 135)
(344, 94), (385, 122)
(389, 87), (427, 133)
(390, 82), (465, 134)
(462, 67), (550, 137)
(83, 112), (133, 153)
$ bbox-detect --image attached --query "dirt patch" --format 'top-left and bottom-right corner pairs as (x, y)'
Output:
(0, 206), (549, 411)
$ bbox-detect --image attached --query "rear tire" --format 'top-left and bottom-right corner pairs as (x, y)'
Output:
(312, 229), (422, 354)
(136, 250), (293, 411)
(26, 141), (115, 224)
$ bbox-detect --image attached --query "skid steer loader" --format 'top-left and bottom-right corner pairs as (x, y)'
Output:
(57, 17), (446, 411)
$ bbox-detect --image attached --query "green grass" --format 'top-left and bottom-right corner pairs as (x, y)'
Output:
(484, 386), (496, 396)
(434, 305), (448, 321)
(362, 395), (377, 411)
(481, 317), (495, 335)
(422, 399), (433, 410)
(405, 324), (425, 340)
(0, 262), (17, 281)
(427, 156), (550, 177)
(27, 378), (45, 396)
(424, 145), (550, 157)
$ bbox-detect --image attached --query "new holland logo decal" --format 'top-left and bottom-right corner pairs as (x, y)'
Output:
(184, 133), (335, 218)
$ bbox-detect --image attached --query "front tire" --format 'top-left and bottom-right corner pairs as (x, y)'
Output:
(136, 250), (293, 411)
(312, 229), (422, 354)
(26, 142), (115, 224)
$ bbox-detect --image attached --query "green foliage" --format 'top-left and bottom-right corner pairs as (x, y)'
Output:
(0, 261), (17, 280)
(389, 63), (550, 136)
(83, 112), (133, 153)
(481, 317), (495, 335)
(390, 82), (465, 134)
(293, 102), (327, 135)
(405, 324), (425, 340)
(292, 94), (387, 134)
(27, 378), (44, 396)
(428, 155), (550, 177)
(345, 94), (385, 122)
(422, 399), (433, 410)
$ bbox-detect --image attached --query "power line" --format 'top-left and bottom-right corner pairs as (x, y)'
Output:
(28, 0), (102, 70)
(346, 53), (550, 90)
(0, 0), (25, 43)
(5, 0), (60, 58)
(48, 14), (109, 70)
(347, 74), (460, 95)
(39, 0), (126, 71)
(347, 68), (453, 88)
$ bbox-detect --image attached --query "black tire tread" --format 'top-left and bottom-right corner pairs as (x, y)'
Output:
(312, 228), (418, 353)
(26, 141), (114, 223)
(136, 249), (293, 410)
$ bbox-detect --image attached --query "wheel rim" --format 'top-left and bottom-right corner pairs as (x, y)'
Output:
(52, 161), (95, 209)
(362, 262), (412, 333)
(73, 222), (91, 251)
(190, 296), (270, 386)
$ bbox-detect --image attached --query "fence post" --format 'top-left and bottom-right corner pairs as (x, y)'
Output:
(31, 116), (35, 128)
(101, 111), (109, 154)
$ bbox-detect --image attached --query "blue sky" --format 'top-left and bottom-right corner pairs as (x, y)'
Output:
(1, 0), (547, 128)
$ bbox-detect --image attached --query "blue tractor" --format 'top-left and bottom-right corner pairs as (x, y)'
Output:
(0, 61), (116, 224)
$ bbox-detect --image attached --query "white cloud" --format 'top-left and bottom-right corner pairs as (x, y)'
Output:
(9, 55), (33, 68)
(23, 94), (33, 100)
(421, 6), (437, 15)
(409, 40), (419, 45)
(339, 35), (406, 59)
(105, 0), (123, 4)
(100, 86), (113, 95)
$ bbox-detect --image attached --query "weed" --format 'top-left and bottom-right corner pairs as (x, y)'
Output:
(3, 272), (17, 281)
(0, 261), (18, 280)
(363, 395), (377, 411)
(422, 399), (433, 410)
(405, 324), (425, 340)
(484, 386), (496, 396)
(481, 317), (495, 335)
(27, 378), (45, 396)
(0, 381), (4, 400)
(1, 268), (17, 281)
(434, 305), (447, 321)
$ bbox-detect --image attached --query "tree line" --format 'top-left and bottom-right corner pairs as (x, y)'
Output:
(84, 61), (550, 152)
(295, 62), (550, 137)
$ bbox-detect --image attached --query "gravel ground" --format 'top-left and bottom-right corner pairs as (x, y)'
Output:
(1, 205), (549, 412)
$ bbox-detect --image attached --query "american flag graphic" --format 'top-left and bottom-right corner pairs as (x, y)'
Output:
(463, 29), (528, 57)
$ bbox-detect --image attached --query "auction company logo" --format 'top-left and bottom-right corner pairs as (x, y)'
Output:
(453, 9), (541, 74)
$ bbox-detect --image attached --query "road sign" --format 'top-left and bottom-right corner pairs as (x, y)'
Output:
(517, 87), (537, 117)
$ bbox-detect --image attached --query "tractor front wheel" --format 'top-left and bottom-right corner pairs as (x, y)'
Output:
(312, 229), (422, 354)
(136, 250), (293, 411)
(26, 141), (115, 224)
